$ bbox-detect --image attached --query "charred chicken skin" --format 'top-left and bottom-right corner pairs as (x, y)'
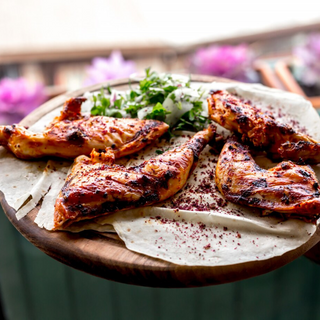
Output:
(53, 124), (216, 230)
(0, 97), (169, 160)
(208, 90), (320, 163)
(215, 137), (320, 221)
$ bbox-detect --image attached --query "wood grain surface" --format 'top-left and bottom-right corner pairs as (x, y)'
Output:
(1, 75), (320, 288)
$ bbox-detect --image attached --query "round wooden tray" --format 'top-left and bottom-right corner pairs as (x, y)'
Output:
(1, 75), (320, 288)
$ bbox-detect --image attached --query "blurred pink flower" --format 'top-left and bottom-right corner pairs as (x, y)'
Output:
(293, 33), (320, 86)
(189, 44), (257, 82)
(84, 51), (137, 86)
(0, 78), (47, 125)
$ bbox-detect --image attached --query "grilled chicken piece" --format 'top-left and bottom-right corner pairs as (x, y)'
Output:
(215, 137), (320, 221)
(208, 89), (320, 163)
(53, 124), (216, 230)
(0, 97), (169, 160)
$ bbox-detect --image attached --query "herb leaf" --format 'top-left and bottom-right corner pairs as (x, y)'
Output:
(146, 102), (171, 122)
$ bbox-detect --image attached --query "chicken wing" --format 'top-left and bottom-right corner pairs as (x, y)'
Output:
(53, 124), (216, 230)
(215, 137), (320, 221)
(208, 89), (320, 163)
(0, 97), (169, 160)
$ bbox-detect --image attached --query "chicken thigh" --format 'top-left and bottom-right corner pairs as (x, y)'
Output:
(215, 137), (320, 221)
(0, 97), (169, 160)
(53, 124), (216, 229)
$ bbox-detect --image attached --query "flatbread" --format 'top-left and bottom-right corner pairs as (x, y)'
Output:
(69, 82), (320, 266)
(85, 129), (317, 266)
(0, 149), (47, 210)
(0, 81), (319, 267)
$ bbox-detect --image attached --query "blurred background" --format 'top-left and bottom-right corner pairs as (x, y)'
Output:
(1, 0), (320, 124)
(1, 1), (320, 319)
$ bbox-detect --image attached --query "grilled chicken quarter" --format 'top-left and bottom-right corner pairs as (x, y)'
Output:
(53, 124), (216, 230)
(0, 97), (169, 160)
(215, 137), (320, 221)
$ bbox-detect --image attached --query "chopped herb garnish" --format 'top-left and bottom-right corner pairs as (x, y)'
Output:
(89, 69), (209, 131)
(146, 103), (171, 122)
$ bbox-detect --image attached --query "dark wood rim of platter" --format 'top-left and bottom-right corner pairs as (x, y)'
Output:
(1, 74), (320, 288)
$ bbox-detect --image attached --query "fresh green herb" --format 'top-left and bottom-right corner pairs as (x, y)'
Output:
(155, 146), (171, 155)
(123, 103), (142, 118)
(106, 85), (112, 94)
(146, 102), (171, 122)
(90, 87), (124, 118)
(113, 96), (124, 109)
(175, 101), (208, 132)
(169, 93), (176, 101)
(123, 70), (180, 118)
(91, 88), (111, 115)
(90, 69), (208, 131)
(104, 109), (123, 118)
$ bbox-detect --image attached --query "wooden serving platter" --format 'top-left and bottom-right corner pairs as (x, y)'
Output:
(1, 75), (320, 288)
